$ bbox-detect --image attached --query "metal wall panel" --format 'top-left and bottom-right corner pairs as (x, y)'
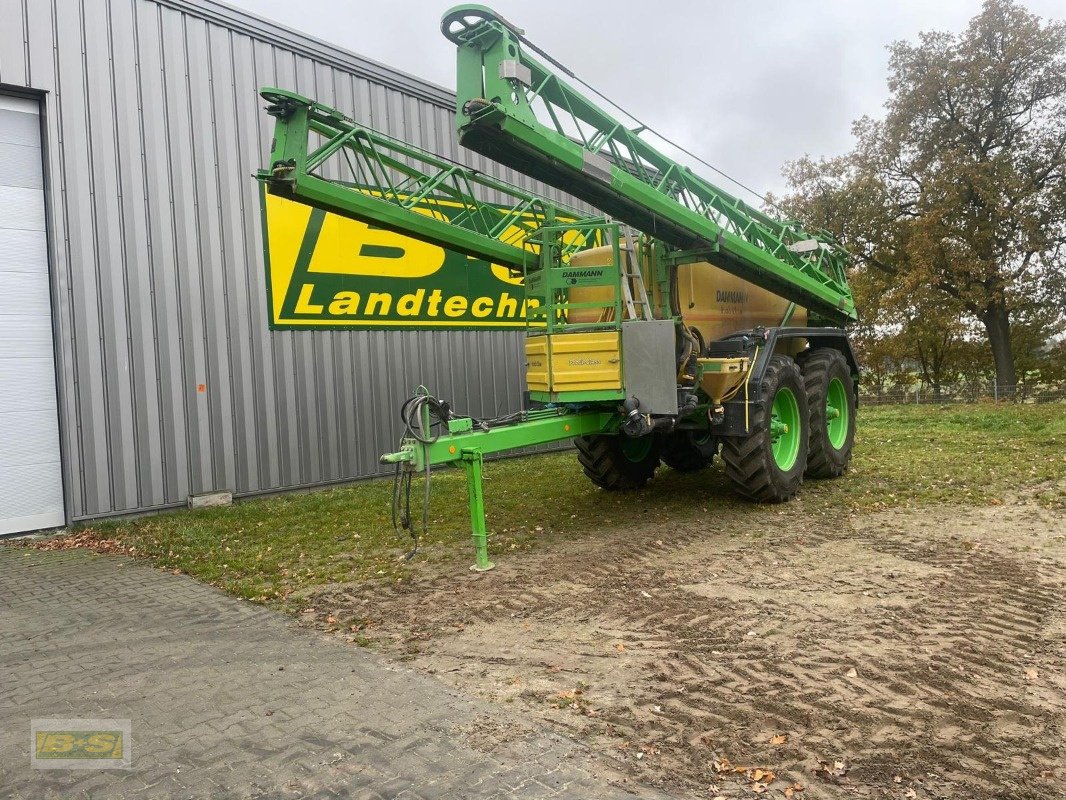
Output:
(0, 0), (577, 521)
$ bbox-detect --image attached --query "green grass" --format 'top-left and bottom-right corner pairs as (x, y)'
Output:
(34, 404), (1066, 604)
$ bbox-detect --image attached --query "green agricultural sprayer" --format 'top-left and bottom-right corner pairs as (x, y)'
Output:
(257, 4), (859, 570)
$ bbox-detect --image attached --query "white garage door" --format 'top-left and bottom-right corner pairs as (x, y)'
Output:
(0, 95), (64, 535)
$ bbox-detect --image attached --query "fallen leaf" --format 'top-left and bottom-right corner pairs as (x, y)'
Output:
(770, 734), (788, 745)
(326, 614), (337, 624)
(904, 790), (917, 799)
(712, 757), (733, 774)
(1024, 668), (1039, 681)
(816, 759), (848, 779)
(615, 643), (626, 652)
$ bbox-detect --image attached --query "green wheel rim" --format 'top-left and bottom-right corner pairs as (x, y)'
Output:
(826, 377), (849, 449)
(770, 387), (801, 471)
(620, 435), (654, 462)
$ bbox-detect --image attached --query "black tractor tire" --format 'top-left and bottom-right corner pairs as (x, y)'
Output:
(659, 429), (717, 472)
(722, 354), (809, 503)
(799, 347), (857, 478)
(575, 434), (660, 490)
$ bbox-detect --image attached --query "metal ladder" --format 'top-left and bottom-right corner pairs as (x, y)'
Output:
(618, 225), (653, 320)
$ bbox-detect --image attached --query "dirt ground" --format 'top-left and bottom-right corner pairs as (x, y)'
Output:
(304, 493), (1065, 799)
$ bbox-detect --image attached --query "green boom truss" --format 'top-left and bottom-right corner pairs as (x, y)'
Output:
(257, 88), (603, 271)
(441, 4), (856, 323)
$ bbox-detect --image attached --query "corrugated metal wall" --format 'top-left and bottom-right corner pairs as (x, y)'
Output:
(0, 0), (572, 521)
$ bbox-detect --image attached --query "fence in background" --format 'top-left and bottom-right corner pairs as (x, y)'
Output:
(860, 383), (1066, 405)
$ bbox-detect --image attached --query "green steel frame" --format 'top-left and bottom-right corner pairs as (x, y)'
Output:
(381, 407), (615, 570)
(257, 87), (603, 272)
(526, 221), (624, 333)
(254, 6), (861, 570)
(441, 4), (857, 323)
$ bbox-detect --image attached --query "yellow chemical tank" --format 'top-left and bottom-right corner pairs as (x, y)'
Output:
(676, 260), (807, 343)
(561, 242), (806, 338)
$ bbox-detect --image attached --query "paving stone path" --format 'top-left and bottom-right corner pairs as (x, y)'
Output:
(0, 546), (669, 799)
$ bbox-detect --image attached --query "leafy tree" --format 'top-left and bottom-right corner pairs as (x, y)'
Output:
(1042, 339), (1066, 384)
(1012, 316), (1064, 391)
(955, 335), (995, 391)
(891, 362), (919, 394)
(845, 235), (968, 398)
(779, 0), (1066, 391)
(902, 310), (965, 398)
(852, 328), (901, 397)
(844, 258), (901, 396)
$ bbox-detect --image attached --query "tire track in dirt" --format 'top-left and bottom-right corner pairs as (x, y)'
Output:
(308, 501), (1064, 799)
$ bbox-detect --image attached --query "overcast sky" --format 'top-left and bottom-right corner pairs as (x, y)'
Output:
(226, 0), (1066, 201)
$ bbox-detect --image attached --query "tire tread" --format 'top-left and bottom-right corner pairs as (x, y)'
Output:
(722, 355), (808, 503)
(575, 435), (659, 490)
(798, 348), (855, 479)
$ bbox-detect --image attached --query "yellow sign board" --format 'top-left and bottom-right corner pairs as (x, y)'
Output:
(261, 190), (541, 329)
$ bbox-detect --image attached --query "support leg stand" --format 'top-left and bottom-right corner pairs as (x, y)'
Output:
(460, 449), (494, 572)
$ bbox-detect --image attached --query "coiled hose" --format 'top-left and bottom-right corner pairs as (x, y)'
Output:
(391, 389), (531, 559)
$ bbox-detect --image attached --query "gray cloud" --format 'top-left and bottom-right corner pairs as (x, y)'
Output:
(230, 0), (1066, 200)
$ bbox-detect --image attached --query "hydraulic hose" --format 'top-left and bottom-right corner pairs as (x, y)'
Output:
(391, 389), (532, 558)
